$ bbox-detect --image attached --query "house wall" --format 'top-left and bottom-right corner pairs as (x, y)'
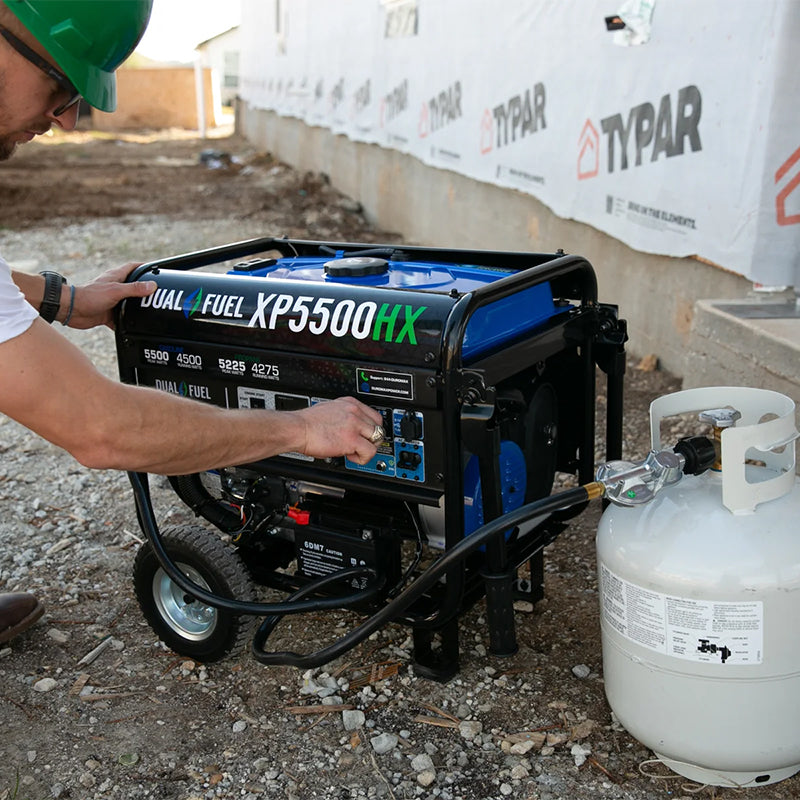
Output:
(197, 28), (241, 107)
(92, 68), (219, 131)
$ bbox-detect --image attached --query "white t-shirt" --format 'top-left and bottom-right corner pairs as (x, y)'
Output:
(0, 254), (38, 344)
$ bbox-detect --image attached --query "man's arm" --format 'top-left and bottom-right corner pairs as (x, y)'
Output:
(11, 263), (156, 328)
(0, 319), (382, 473)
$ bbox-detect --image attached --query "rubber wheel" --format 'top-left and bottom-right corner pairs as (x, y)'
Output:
(133, 524), (257, 662)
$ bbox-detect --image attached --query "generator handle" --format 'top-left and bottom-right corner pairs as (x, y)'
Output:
(442, 251), (598, 371)
(125, 240), (600, 299)
(126, 236), (287, 282)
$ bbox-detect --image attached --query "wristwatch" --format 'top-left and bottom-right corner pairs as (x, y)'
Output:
(39, 270), (65, 324)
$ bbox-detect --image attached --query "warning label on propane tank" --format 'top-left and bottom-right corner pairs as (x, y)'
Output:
(600, 565), (763, 665)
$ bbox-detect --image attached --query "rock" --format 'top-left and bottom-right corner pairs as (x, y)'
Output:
(458, 720), (483, 740)
(545, 732), (568, 747)
(571, 664), (591, 679)
(637, 353), (659, 371)
(411, 753), (434, 772)
(370, 733), (398, 755)
(417, 769), (436, 787)
(78, 772), (95, 788)
(511, 764), (529, 779)
(342, 709), (365, 731)
(570, 719), (597, 740)
(33, 677), (57, 693)
(571, 743), (592, 767)
(321, 695), (343, 706)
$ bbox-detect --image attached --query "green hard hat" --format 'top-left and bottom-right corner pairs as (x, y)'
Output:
(2, 0), (153, 111)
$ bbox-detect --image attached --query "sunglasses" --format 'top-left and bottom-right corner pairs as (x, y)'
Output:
(0, 26), (81, 116)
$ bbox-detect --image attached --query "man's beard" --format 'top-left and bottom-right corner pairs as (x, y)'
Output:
(0, 138), (18, 161)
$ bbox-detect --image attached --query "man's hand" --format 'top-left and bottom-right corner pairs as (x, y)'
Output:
(294, 396), (384, 465)
(66, 262), (156, 330)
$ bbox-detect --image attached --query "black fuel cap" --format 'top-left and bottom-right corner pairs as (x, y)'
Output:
(324, 257), (389, 277)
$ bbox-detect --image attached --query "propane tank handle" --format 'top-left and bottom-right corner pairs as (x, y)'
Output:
(649, 387), (798, 514)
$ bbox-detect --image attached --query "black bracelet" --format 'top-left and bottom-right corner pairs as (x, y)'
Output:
(39, 270), (65, 324)
(61, 284), (76, 326)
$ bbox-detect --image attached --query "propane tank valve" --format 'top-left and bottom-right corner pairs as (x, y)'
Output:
(596, 436), (715, 506)
(673, 435), (717, 476)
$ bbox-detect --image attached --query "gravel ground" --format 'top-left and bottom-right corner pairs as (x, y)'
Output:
(1, 132), (799, 800)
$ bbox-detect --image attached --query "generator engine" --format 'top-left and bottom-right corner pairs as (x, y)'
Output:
(116, 237), (626, 680)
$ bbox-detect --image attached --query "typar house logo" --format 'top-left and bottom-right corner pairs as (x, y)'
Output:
(380, 78), (409, 128)
(352, 79), (371, 120)
(577, 119), (600, 180)
(418, 81), (462, 138)
(481, 84), (546, 155)
(578, 85), (702, 179)
(775, 146), (800, 226)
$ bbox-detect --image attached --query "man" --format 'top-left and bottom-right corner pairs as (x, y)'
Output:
(0, 0), (383, 645)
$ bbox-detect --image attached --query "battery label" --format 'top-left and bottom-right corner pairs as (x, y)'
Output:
(356, 368), (414, 400)
(600, 564), (763, 665)
(296, 531), (373, 591)
(298, 540), (348, 577)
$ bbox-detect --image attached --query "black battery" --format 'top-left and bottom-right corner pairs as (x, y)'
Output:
(295, 524), (399, 592)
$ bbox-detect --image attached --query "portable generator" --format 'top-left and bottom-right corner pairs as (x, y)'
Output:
(115, 237), (626, 680)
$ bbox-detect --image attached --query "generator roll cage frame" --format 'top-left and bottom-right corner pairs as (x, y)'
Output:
(120, 237), (626, 681)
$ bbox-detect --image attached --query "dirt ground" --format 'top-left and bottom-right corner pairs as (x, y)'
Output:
(2, 128), (799, 800)
(0, 127), (391, 243)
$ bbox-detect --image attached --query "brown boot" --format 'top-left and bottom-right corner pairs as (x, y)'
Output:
(0, 592), (44, 644)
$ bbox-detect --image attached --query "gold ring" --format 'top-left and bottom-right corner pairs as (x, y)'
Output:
(369, 425), (384, 444)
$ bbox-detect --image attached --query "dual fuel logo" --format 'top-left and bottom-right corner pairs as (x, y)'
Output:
(183, 288), (203, 318)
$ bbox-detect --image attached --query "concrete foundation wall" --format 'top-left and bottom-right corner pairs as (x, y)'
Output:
(237, 104), (750, 377)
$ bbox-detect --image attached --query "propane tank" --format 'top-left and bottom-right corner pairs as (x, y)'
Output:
(596, 386), (800, 788)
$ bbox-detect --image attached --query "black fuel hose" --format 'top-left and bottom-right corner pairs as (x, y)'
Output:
(130, 469), (601, 669)
(168, 473), (242, 532)
(317, 245), (404, 260)
(129, 471), (386, 615)
(251, 482), (601, 668)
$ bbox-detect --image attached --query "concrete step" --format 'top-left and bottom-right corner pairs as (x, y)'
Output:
(683, 299), (800, 412)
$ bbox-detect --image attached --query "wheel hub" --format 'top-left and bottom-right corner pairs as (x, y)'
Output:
(152, 562), (217, 641)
